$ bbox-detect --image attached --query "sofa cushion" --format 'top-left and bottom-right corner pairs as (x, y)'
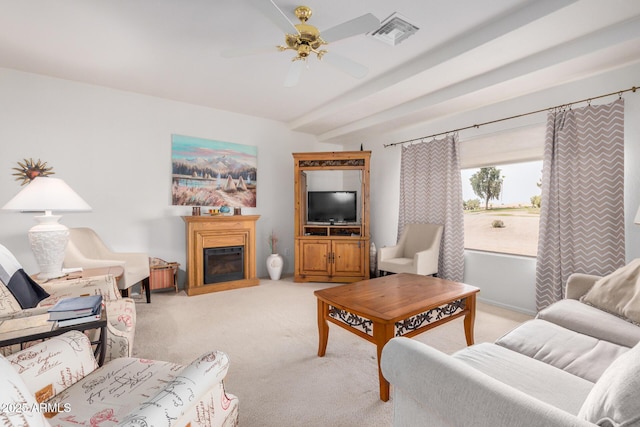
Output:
(581, 258), (640, 325)
(0, 243), (49, 308)
(537, 299), (640, 348)
(497, 319), (629, 382)
(0, 355), (51, 427)
(578, 342), (640, 426)
(453, 342), (594, 415)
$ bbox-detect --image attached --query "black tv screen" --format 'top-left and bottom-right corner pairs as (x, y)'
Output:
(307, 191), (357, 223)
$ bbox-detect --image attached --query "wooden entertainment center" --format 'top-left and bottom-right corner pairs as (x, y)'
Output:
(293, 151), (371, 283)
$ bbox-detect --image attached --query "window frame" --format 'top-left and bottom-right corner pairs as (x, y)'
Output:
(459, 124), (545, 257)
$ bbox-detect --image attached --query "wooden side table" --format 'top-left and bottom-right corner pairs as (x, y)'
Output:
(34, 266), (125, 284)
(63, 266), (125, 283)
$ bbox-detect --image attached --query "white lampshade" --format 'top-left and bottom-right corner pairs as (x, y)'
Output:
(2, 177), (91, 279)
(2, 176), (91, 212)
(635, 205), (640, 225)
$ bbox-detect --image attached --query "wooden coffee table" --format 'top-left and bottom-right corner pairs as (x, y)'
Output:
(315, 273), (480, 401)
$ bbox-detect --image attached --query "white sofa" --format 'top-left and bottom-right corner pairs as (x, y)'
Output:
(381, 272), (640, 427)
(1, 330), (239, 427)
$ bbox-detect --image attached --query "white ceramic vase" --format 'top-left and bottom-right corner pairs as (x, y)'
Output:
(267, 253), (283, 280)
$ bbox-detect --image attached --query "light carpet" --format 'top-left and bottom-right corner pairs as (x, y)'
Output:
(132, 277), (532, 427)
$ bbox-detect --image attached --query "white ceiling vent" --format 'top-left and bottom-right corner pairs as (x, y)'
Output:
(369, 13), (419, 46)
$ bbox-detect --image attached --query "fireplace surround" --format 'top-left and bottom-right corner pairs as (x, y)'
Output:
(183, 215), (260, 295)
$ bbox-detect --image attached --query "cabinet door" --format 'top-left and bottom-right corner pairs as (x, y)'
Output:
(298, 240), (332, 275)
(332, 240), (365, 277)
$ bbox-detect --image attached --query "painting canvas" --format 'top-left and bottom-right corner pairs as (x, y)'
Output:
(171, 134), (257, 207)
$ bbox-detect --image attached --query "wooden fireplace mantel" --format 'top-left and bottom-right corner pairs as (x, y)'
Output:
(183, 215), (260, 296)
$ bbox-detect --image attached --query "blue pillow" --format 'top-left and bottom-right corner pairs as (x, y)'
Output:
(5, 268), (50, 309)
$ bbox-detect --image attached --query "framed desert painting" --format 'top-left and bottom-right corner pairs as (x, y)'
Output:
(171, 134), (257, 207)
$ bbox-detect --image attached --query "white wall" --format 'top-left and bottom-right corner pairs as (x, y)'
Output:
(3, 63), (639, 311)
(0, 68), (341, 283)
(353, 62), (640, 315)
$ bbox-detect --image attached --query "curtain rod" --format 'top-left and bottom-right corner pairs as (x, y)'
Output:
(384, 85), (638, 148)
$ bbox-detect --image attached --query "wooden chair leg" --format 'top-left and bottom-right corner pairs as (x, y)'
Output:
(143, 277), (151, 303)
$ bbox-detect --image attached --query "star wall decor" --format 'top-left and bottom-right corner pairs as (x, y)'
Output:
(12, 158), (55, 185)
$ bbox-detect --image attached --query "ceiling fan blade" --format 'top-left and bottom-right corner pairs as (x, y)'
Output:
(248, 0), (299, 35)
(221, 45), (279, 58)
(321, 13), (379, 43)
(284, 60), (305, 87)
(321, 52), (368, 79)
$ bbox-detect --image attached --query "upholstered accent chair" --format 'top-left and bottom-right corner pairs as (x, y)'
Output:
(378, 223), (444, 276)
(1, 241), (135, 361)
(1, 330), (239, 427)
(1, 273), (136, 362)
(64, 227), (151, 303)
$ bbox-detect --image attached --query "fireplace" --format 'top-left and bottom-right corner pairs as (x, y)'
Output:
(204, 246), (244, 284)
(183, 215), (259, 296)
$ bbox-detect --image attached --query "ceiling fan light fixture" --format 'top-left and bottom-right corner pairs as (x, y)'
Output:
(294, 5), (312, 23)
(237, 3), (378, 86)
(279, 5), (328, 61)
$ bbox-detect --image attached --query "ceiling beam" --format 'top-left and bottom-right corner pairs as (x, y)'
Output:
(316, 16), (640, 143)
(288, 0), (579, 132)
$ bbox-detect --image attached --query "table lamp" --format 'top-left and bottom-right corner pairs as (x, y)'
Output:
(2, 176), (92, 279)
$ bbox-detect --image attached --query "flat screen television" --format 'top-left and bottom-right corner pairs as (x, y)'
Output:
(307, 191), (358, 224)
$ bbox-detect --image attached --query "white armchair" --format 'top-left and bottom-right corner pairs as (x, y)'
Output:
(64, 227), (151, 303)
(377, 223), (443, 276)
(1, 242), (135, 361)
(1, 273), (136, 362)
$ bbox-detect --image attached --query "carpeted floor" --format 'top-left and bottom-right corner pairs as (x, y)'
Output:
(133, 277), (532, 427)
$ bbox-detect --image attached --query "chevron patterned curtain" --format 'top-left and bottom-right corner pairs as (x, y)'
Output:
(398, 135), (464, 281)
(536, 99), (625, 311)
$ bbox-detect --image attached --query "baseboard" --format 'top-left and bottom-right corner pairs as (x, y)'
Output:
(477, 296), (536, 316)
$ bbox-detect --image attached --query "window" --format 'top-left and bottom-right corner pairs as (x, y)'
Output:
(459, 124), (544, 257)
(461, 161), (542, 256)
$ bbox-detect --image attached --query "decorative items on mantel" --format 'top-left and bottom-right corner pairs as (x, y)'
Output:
(191, 205), (244, 217)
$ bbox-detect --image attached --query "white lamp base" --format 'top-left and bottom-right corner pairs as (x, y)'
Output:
(28, 213), (69, 280)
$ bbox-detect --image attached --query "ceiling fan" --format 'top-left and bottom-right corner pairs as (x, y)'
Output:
(222, 1), (380, 87)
